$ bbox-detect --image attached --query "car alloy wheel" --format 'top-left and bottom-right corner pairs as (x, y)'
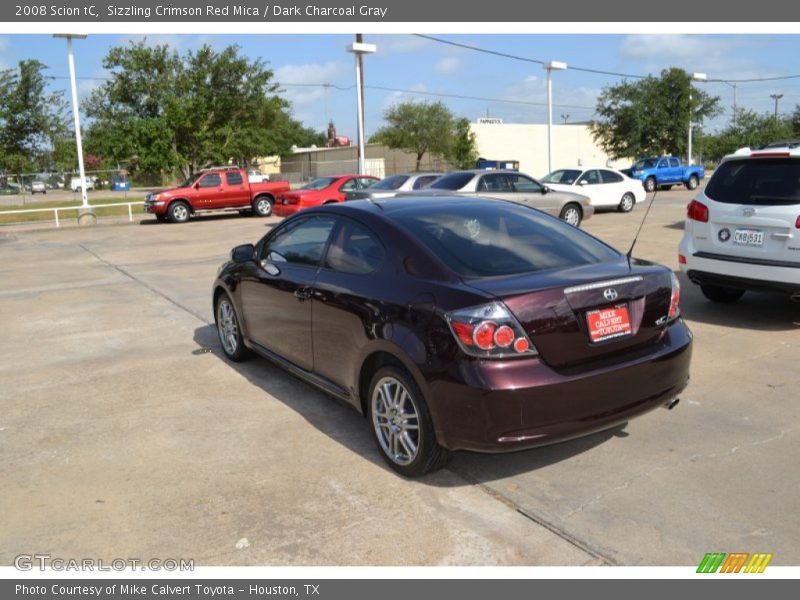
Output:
(619, 193), (635, 213)
(644, 177), (656, 193)
(253, 196), (273, 217)
(215, 293), (252, 361)
(687, 175), (699, 190)
(560, 204), (582, 227)
(169, 202), (190, 223)
(367, 366), (450, 476)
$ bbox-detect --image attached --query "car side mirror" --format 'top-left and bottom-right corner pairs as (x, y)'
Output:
(578, 180), (588, 186)
(194, 182), (201, 189)
(541, 185), (550, 194)
(231, 244), (255, 264)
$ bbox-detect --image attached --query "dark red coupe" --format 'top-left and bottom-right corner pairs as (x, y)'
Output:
(213, 197), (692, 476)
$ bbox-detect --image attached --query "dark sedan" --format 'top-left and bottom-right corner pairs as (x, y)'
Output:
(213, 197), (692, 477)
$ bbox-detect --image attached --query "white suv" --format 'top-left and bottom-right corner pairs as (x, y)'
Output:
(679, 144), (800, 302)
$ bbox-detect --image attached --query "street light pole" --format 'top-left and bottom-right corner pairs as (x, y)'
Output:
(688, 72), (707, 166)
(347, 36), (376, 175)
(544, 61), (567, 174)
(54, 33), (94, 224)
(770, 93), (784, 119)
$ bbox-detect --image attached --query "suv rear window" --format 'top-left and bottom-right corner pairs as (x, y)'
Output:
(706, 158), (800, 205)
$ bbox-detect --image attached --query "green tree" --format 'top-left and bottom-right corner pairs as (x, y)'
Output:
(85, 41), (321, 178)
(702, 108), (794, 163)
(448, 117), (478, 169)
(0, 60), (66, 175)
(371, 100), (456, 170)
(592, 68), (722, 160)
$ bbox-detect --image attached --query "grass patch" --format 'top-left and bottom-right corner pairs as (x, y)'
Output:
(0, 197), (146, 225)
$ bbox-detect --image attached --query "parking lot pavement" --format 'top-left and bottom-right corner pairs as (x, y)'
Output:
(1, 189), (798, 566)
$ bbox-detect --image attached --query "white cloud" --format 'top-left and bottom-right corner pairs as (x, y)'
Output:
(434, 57), (463, 75)
(372, 35), (431, 56)
(273, 61), (348, 108)
(497, 74), (600, 123)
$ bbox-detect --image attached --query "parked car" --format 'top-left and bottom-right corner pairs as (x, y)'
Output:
(541, 167), (645, 213)
(345, 172), (442, 201)
(679, 144), (800, 302)
(70, 176), (95, 193)
(247, 168), (269, 183)
(213, 197), (691, 476)
(30, 181), (47, 194)
(143, 167), (291, 223)
(273, 175), (379, 217)
(401, 169), (593, 227)
(625, 156), (705, 193)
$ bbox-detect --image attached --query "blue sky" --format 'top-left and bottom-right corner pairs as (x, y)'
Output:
(2, 33), (800, 139)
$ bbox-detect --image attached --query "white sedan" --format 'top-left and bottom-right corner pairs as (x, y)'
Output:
(541, 167), (646, 213)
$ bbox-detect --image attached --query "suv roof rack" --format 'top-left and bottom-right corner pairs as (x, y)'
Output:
(200, 165), (241, 172)
(756, 140), (800, 149)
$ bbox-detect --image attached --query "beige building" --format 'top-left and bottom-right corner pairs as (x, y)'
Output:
(470, 121), (631, 179)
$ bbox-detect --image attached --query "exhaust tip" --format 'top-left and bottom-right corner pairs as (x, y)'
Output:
(664, 398), (680, 410)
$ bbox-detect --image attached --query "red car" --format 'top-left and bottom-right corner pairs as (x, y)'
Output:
(273, 175), (379, 217)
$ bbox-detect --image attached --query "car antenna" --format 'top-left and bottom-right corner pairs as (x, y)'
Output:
(626, 187), (659, 267)
(365, 197), (384, 210)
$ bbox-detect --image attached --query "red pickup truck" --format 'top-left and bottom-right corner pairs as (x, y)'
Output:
(144, 167), (290, 223)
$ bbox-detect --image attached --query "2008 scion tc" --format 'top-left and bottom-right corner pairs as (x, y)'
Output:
(213, 197), (692, 477)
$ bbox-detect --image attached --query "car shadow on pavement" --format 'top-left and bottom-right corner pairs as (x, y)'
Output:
(677, 272), (800, 332)
(193, 324), (622, 486)
(138, 213), (267, 226)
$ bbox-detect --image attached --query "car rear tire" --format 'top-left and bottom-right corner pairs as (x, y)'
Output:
(215, 292), (253, 362)
(168, 201), (191, 223)
(75, 186), (82, 194)
(367, 366), (450, 477)
(700, 284), (745, 303)
(644, 177), (656, 193)
(559, 203), (582, 227)
(618, 193), (635, 213)
(686, 175), (699, 190)
(252, 195), (273, 217)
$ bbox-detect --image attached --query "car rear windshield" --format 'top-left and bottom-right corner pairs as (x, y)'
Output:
(541, 169), (582, 184)
(392, 202), (618, 278)
(371, 175), (409, 190)
(705, 158), (800, 205)
(429, 172), (474, 190)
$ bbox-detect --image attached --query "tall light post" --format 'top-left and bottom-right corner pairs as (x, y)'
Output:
(544, 61), (567, 174)
(687, 72), (707, 166)
(54, 33), (93, 225)
(347, 35), (376, 175)
(560, 113), (570, 124)
(770, 93), (784, 119)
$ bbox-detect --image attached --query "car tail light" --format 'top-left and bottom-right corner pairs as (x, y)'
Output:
(666, 272), (681, 323)
(687, 200), (709, 222)
(795, 215), (800, 229)
(678, 254), (687, 264)
(445, 302), (537, 358)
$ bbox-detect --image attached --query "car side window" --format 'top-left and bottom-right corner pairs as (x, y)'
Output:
(578, 170), (600, 185)
(669, 158), (680, 168)
(478, 173), (511, 192)
(199, 173), (222, 188)
(324, 220), (385, 275)
(657, 159), (669, 169)
(262, 217), (336, 268)
(225, 172), (243, 185)
(599, 170), (624, 183)
(509, 174), (542, 193)
(339, 178), (359, 192)
(357, 177), (377, 189)
(413, 176), (438, 189)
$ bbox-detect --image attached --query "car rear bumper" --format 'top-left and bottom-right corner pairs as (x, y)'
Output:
(427, 320), (692, 452)
(273, 202), (303, 217)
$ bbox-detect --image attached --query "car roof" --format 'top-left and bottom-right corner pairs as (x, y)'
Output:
(442, 169), (522, 176)
(724, 143), (800, 162)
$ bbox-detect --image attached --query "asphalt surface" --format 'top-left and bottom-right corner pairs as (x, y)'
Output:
(1, 186), (798, 566)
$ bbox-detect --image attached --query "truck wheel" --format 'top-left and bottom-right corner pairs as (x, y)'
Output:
(559, 203), (582, 227)
(252, 196), (273, 217)
(168, 201), (191, 223)
(701, 285), (745, 303)
(686, 175), (699, 190)
(644, 177), (656, 193)
(618, 193), (635, 213)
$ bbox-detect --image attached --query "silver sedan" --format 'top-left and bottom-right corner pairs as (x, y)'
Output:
(401, 169), (593, 226)
(345, 172), (442, 201)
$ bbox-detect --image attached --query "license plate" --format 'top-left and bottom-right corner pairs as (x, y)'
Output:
(586, 304), (632, 343)
(733, 228), (764, 247)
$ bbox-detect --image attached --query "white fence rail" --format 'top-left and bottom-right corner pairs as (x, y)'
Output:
(0, 201), (145, 228)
